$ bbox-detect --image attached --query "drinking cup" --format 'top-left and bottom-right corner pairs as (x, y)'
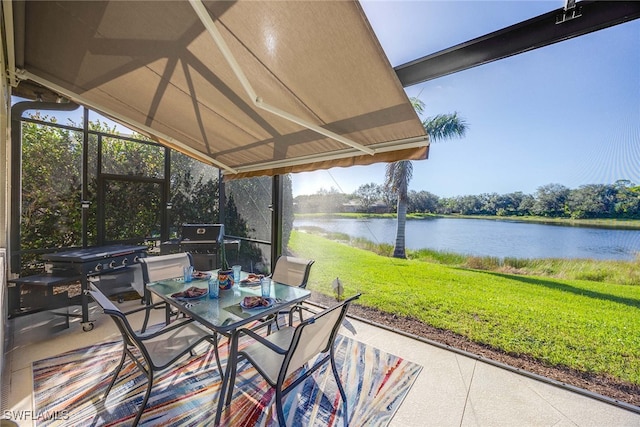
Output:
(208, 276), (219, 298)
(183, 265), (194, 283)
(232, 265), (241, 285)
(260, 277), (271, 298)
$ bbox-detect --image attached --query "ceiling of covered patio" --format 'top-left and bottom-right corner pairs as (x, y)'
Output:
(7, 0), (429, 179)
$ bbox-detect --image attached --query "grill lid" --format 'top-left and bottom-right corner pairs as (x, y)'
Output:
(180, 224), (224, 243)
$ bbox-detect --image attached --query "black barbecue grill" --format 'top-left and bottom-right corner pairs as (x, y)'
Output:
(41, 244), (147, 330)
(159, 224), (240, 269)
(179, 224), (224, 270)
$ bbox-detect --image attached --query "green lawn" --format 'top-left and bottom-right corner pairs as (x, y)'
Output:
(288, 230), (640, 385)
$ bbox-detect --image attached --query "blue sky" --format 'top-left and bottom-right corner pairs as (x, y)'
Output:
(292, 1), (640, 197)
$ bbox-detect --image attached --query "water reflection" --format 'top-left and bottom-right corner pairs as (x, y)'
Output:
(294, 217), (640, 261)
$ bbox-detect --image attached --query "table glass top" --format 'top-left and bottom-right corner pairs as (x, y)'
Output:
(147, 274), (310, 333)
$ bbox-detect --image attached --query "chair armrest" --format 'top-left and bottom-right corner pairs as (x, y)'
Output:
(245, 316), (274, 333)
(120, 305), (150, 316)
(147, 301), (169, 309)
(286, 303), (320, 325)
(237, 327), (287, 355)
(291, 303), (320, 316)
(139, 318), (196, 340)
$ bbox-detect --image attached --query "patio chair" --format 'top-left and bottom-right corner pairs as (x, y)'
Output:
(271, 256), (315, 288)
(228, 293), (361, 427)
(138, 252), (193, 332)
(267, 256), (315, 331)
(87, 284), (219, 427)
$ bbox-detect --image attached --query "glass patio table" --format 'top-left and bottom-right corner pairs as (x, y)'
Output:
(147, 272), (311, 425)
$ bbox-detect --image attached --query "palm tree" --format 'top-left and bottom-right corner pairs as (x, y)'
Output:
(385, 160), (413, 258)
(385, 98), (467, 258)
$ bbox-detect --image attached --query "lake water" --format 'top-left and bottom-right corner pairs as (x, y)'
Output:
(293, 217), (640, 261)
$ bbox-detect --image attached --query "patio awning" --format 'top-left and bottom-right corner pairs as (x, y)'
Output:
(8, 0), (428, 179)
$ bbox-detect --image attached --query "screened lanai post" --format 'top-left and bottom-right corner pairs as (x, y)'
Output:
(218, 169), (225, 226)
(162, 146), (171, 244)
(271, 175), (284, 271)
(81, 106), (89, 248)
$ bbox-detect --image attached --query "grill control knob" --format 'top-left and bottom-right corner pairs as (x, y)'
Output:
(109, 261), (116, 269)
(133, 256), (140, 263)
(95, 263), (102, 272)
(122, 258), (129, 265)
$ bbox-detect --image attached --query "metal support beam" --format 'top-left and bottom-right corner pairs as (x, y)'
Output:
(188, 0), (376, 156)
(81, 107), (89, 248)
(270, 175), (283, 271)
(395, 0), (640, 87)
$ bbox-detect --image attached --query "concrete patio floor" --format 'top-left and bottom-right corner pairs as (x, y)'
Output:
(2, 299), (639, 427)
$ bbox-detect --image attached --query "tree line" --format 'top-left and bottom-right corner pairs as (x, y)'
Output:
(294, 180), (640, 219)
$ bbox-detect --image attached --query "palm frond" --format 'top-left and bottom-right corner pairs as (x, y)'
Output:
(409, 97), (425, 116)
(424, 112), (468, 142)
